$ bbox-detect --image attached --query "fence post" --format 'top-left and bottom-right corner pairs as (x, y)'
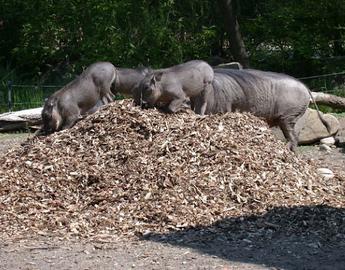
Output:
(7, 80), (13, 112)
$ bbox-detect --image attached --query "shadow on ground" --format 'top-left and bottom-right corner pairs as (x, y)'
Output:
(336, 141), (345, 153)
(143, 205), (345, 270)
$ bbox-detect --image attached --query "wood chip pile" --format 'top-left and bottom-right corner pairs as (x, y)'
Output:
(0, 100), (344, 240)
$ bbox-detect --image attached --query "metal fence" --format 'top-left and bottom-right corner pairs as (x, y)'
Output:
(0, 82), (61, 113)
(299, 71), (345, 95)
(1, 71), (345, 113)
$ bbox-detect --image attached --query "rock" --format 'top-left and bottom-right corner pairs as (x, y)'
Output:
(319, 144), (332, 152)
(334, 117), (345, 145)
(298, 109), (339, 144)
(316, 168), (334, 180)
(270, 109), (339, 145)
(320, 136), (336, 145)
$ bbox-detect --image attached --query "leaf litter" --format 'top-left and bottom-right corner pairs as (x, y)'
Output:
(0, 100), (344, 241)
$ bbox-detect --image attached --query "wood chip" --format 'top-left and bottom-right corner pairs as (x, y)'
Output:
(0, 100), (344, 240)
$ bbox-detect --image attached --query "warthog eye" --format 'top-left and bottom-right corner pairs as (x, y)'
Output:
(144, 86), (152, 93)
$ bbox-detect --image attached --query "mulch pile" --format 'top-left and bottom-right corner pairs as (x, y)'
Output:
(0, 100), (344, 240)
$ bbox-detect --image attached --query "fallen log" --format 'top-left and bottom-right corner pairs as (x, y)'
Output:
(0, 107), (42, 132)
(311, 91), (345, 110)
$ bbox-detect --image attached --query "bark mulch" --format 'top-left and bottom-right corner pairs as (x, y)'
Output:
(0, 100), (343, 241)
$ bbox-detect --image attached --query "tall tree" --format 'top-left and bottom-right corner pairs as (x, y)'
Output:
(217, 0), (250, 67)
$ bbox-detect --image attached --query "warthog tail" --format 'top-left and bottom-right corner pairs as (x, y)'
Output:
(307, 88), (332, 134)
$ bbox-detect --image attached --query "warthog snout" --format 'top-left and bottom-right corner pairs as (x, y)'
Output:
(140, 100), (151, 109)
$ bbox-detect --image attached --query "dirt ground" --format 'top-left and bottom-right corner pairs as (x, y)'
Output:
(0, 119), (344, 270)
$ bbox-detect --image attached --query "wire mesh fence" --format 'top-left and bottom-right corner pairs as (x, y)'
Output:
(0, 71), (345, 113)
(299, 71), (345, 96)
(0, 82), (61, 113)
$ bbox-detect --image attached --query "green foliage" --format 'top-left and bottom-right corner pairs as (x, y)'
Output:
(0, 0), (222, 81)
(241, 0), (345, 76)
(1, 0), (345, 104)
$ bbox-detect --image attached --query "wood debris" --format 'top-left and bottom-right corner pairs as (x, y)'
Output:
(0, 100), (344, 240)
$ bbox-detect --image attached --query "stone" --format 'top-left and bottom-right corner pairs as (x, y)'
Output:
(270, 109), (340, 145)
(320, 136), (336, 145)
(316, 168), (334, 180)
(319, 144), (332, 152)
(298, 109), (339, 144)
(334, 117), (345, 145)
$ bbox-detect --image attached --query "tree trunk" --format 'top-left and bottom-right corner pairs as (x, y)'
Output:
(311, 92), (345, 110)
(217, 0), (250, 68)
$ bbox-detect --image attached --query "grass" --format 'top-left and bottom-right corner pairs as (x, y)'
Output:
(0, 132), (32, 140)
(0, 132), (32, 153)
(297, 144), (317, 152)
(0, 84), (60, 113)
(331, 112), (345, 119)
(0, 66), (61, 113)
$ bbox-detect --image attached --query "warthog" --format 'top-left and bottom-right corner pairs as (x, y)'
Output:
(192, 68), (330, 152)
(112, 67), (149, 97)
(41, 62), (116, 134)
(136, 60), (214, 114)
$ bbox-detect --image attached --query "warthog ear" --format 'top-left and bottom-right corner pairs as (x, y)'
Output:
(155, 72), (163, 81)
(150, 74), (156, 86)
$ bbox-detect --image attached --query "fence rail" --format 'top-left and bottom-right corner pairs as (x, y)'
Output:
(298, 71), (345, 95)
(1, 71), (345, 113)
(0, 82), (61, 113)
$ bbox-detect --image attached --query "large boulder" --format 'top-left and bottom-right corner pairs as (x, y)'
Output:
(271, 108), (339, 145)
(298, 109), (339, 144)
(335, 117), (345, 144)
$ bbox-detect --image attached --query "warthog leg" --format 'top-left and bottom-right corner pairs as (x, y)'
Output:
(60, 115), (81, 130)
(101, 96), (109, 105)
(59, 106), (81, 130)
(101, 92), (115, 105)
(86, 99), (104, 115)
(106, 92), (115, 102)
(167, 98), (189, 113)
(194, 83), (212, 116)
(279, 119), (299, 152)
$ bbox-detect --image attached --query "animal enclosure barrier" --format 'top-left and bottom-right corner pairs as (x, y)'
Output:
(299, 71), (345, 96)
(0, 82), (61, 113)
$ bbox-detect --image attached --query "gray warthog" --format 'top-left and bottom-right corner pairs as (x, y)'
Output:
(136, 60), (214, 114)
(193, 68), (330, 152)
(41, 62), (116, 134)
(113, 67), (149, 97)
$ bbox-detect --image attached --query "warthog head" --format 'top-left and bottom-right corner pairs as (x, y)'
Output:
(41, 98), (61, 134)
(138, 72), (163, 108)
